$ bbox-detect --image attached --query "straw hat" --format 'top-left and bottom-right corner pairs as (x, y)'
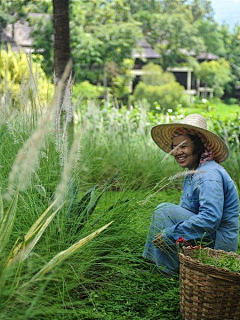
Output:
(151, 114), (229, 163)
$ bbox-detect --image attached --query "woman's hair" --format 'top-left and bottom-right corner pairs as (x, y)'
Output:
(188, 134), (205, 156)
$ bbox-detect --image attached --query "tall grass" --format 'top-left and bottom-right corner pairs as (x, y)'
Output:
(0, 69), (115, 319)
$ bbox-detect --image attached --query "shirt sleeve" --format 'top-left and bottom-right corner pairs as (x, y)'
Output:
(161, 179), (224, 243)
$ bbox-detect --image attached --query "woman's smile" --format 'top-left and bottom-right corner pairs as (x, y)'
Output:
(172, 135), (199, 170)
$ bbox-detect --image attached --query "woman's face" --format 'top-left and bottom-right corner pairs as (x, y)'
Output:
(172, 134), (200, 170)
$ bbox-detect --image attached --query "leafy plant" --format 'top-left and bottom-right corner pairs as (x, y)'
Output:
(0, 46), (54, 109)
(191, 248), (240, 273)
(133, 81), (188, 112)
(0, 186), (113, 303)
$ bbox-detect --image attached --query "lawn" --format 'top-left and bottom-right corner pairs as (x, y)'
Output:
(184, 99), (240, 121)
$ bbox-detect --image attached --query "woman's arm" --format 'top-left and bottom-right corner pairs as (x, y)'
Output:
(161, 179), (224, 243)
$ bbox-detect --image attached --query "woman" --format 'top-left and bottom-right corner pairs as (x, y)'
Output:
(143, 114), (239, 276)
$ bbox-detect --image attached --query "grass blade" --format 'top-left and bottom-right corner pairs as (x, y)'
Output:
(0, 191), (19, 257)
(23, 221), (113, 286)
(6, 203), (63, 267)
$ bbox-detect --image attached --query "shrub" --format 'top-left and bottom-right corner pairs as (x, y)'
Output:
(73, 81), (104, 102)
(0, 46), (53, 109)
(195, 58), (232, 98)
(133, 81), (188, 112)
(141, 63), (176, 86)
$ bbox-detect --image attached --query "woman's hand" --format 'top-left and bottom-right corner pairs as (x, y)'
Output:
(152, 233), (169, 250)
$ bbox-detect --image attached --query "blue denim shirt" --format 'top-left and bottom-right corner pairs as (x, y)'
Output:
(162, 160), (239, 252)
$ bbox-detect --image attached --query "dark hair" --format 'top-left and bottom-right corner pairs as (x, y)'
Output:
(188, 134), (205, 156)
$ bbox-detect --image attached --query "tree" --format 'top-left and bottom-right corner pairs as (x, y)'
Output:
(128, 0), (162, 14)
(188, 0), (213, 21)
(195, 20), (226, 56)
(53, 0), (71, 80)
(0, 0), (30, 44)
(196, 58), (232, 97)
(141, 63), (175, 86)
(30, 14), (53, 75)
(147, 12), (205, 69)
(219, 24), (240, 97)
(70, 0), (142, 83)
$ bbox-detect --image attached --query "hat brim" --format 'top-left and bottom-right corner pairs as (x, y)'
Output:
(151, 123), (229, 163)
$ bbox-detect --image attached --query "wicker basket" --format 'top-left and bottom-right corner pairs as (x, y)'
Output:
(179, 247), (240, 320)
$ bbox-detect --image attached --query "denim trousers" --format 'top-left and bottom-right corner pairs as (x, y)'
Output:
(142, 203), (201, 275)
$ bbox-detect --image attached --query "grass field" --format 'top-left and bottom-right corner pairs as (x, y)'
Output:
(0, 90), (239, 319)
(184, 99), (240, 121)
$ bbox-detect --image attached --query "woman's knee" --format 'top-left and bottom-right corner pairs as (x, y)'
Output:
(151, 203), (176, 223)
(154, 203), (177, 217)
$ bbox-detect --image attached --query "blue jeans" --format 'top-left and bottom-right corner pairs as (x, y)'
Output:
(142, 203), (212, 275)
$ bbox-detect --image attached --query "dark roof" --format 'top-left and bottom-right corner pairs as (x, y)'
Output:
(133, 40), (219, 61)
(133, 39), (160, 59)
(196, 52), (219, 60)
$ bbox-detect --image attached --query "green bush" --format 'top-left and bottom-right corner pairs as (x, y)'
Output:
(0, 46), (53, 109)
(73, 81), (104, 102)
(195, 58), (232, 98)
(133, 81), (188, 112)
(141, 63), (176, 86)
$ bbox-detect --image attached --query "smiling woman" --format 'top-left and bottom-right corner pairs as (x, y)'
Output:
(171, 134), (203, 170)
(142, 114), (239, 277)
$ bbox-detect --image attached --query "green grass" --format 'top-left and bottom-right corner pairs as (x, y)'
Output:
(184, 100), (240, 121)
(0, 187), (182, 320)
(0, 89), (240, 319)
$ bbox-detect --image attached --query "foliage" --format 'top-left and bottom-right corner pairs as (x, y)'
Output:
(0, 0), (29, 33)
(219, 24), (240, 97)
(141, 63), (176, 86)
(188, 0), (213, 22)
(133, 81), (188, 112)
(0, 47), (54, 109)
(73, 81), (104, 102)
(190, 248), (240, 273)
(146, 12), (205, 69)
(70, 0), (142, 83)
(209, 115), (240, 148)
(194, 20), (226, 56)
(111, 58), (135, 102)
(195, 58), (232, 97)
(8, 0), (239, 98)
(29, 13), (53, 75)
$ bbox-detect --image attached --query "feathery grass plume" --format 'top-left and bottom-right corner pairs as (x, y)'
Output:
(54, 61), (74, 167)
(4, 107), (54, 200)
(139, 170), (201, 206)
(168, 170), (202, 181)
(54, 128), (82, 207)
(5, 61), (73, 200)
(21, 221), (114, 287)
(61, 76), (75, 125)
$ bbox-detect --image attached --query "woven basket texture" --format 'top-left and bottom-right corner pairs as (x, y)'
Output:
(179, 247), (240, 320)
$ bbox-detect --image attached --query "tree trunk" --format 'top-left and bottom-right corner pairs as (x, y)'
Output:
(53, 0), (71, 80)
(53, 0), (74, 147)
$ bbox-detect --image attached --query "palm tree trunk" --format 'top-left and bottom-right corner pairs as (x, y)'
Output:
(53, 0), (74, 146)
(53, 0), (71, 80)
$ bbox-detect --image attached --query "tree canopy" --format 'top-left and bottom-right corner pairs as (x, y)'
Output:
(1, 0), (240, 98)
